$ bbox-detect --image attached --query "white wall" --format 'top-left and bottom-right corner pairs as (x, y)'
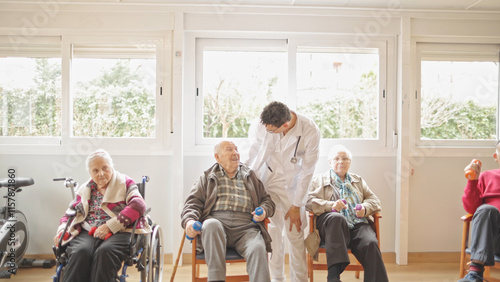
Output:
(0, 2), (500, 262)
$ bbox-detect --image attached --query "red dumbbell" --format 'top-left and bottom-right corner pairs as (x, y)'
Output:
(89, 226), (112, 240)
(58, 231), (70, 241)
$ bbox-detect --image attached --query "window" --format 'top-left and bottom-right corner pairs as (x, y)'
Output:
(0, 35), (170, 152)
(296, 47), (381, 139)
(0, 37), (61, 143)
(71, 44), (156, 138)
(417, 43), (500, 145)
(194, 38), (389, 149)
(195, 39), (287, 140)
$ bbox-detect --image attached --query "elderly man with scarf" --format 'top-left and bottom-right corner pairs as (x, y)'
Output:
(306, 145), (388, 282)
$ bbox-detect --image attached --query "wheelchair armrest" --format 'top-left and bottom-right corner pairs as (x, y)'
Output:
(57, 216), (75, 248)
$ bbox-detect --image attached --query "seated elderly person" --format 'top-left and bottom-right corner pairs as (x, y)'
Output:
(306, 145), (388, 282)
(459, 141), (500, 282)
(181, 140), (275, 282)
(53, 149), (151, 282)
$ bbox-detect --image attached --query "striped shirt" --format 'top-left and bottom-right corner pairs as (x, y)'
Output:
(212, 165), (252, 213)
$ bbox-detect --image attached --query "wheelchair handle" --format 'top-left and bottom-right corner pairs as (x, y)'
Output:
(186, 221), (202, 241)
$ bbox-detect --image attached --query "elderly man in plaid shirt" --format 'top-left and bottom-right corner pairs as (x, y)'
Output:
(181, 140), (276, 282)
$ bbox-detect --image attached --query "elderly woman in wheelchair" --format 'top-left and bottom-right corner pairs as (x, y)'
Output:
(53, 149), (152, 282)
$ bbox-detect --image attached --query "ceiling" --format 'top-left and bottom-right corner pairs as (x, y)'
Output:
(3, 0), (500, 12)
(115, 0), (500, 12)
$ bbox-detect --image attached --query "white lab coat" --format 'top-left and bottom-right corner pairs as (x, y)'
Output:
(245, 112), (320, 282)
(246, 112), (321, 208)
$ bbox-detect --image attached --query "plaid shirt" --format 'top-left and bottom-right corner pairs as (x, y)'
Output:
(212, 166), (252, 213)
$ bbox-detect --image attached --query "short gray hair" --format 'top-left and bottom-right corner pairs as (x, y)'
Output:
(327, 145), (353, 162)
(86, 149), (114, 172)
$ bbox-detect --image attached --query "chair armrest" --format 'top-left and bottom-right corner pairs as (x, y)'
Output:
(264, 218), (270, 229)
(461, 214), (473, 222)
(308, 212), (315, 233)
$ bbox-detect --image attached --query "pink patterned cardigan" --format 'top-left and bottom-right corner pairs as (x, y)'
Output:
(56, 171), (152, 245)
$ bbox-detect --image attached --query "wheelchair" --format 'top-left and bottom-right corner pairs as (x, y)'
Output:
(52, 176), (164, 282)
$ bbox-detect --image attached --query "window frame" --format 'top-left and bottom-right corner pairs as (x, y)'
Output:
(0, 35), (172, 154)
(0, 36), (62, 146)
(188, 34), (395, 156)
(415, 42), (500, 149)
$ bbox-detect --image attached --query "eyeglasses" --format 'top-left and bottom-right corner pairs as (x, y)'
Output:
(266, 123), (284, 133)
(332, 157), (351, 163)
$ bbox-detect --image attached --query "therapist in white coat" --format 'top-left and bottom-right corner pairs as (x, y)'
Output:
(246, 101), (320, 282)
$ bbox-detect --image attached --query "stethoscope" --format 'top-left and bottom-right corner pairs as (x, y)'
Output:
(290, 136), (302, 164)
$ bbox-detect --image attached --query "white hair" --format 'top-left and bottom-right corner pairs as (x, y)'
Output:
(214, 140), (235, 155)
(327, 145), (353, 162)
(85, 149), (114, 172)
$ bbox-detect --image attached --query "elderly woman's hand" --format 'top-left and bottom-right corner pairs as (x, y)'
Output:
(355, 205), (366, 218)
(331, 199), (347, 212)
(53, 232), (62, 246)
(93, 224), (112, 239)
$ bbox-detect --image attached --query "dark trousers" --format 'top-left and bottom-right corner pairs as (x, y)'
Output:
(63, 232), (130, 282)
(470, 204), (500, 266)
(317, 212), (388, 282)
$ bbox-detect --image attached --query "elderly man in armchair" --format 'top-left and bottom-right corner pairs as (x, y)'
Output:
(181, 140), (275, 282)
(306, 145), (388, 282)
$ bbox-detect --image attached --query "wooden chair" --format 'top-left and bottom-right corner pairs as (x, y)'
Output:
(307, 212), (381, 281)
(459, 213), (500, 281)
(192, 219), (269, 282)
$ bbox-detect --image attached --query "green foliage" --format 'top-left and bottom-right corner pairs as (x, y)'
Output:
(298, 71), (378, 139)
(203, 76), (276, 138)
(72, 59), (155, 138)
(0, 58), (61, 136)
(1, 58), (155, 138)
(421, 98), (496, 140)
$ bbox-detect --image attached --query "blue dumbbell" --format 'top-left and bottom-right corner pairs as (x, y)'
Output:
(186, 221), (202, 241)
(252, 207), (264, 223)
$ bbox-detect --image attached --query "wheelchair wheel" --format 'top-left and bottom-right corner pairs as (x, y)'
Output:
(147, 225), (163, 282)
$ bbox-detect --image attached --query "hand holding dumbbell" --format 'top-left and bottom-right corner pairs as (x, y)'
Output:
(186, 221), (202, 241)
(355, 204), (365, 218)
(252, 207), (265, 223)
(465, 159), (482, 180)
(89, 226), (112, 240)
(54, 231), (70, 246)
(331, 199), (347, 212)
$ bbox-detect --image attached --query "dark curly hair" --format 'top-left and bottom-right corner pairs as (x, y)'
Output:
(260, 101), (292, 128)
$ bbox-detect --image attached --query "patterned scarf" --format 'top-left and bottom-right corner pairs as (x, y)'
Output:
(330, 169), (368, 229)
